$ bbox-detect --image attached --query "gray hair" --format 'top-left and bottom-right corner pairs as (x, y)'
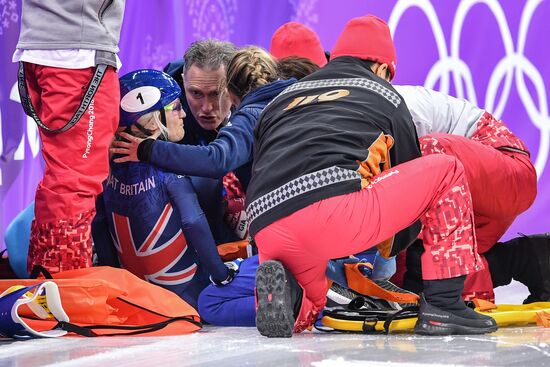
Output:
(183, 39), (237, 74)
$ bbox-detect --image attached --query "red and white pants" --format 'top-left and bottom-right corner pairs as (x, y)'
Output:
(23, 63), (119, 273)
(394, 113), (537, 301)
(254, 154), (481, 332)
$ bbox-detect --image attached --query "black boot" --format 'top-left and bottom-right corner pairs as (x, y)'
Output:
(485, 233), (550, 303)
(414, 276), (497, 335)
(255, 260), (303, 338)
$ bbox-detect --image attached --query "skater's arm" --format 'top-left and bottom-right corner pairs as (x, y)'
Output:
(166, 175), (230, 283)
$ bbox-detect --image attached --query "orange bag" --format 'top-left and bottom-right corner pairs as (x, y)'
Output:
(0, 266), (201, 336)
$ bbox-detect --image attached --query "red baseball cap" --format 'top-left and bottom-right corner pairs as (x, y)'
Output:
(270, 21), (327, 67)
(331, 15), (396, 79)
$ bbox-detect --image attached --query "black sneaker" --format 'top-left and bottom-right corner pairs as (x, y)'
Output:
(255, 260), (303, 338)
(414, 294), (497, 336)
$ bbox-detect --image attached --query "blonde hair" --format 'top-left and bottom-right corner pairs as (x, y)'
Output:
(226, 46), (279, 100)
(134, 110), (169, 140)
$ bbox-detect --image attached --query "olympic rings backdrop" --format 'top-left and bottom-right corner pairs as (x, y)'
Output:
(0, 0), (549, 250)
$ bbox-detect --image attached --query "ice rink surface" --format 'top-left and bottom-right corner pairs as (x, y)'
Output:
(1, 282), (549, 367)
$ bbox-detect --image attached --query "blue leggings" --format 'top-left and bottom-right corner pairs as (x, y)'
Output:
(196, 250), (378, 327)
(198, 255), (258, 327)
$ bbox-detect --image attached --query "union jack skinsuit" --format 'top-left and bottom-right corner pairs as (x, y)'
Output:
(96, 161), (228, 308)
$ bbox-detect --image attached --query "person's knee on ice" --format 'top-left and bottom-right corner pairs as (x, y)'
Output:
(197, 286), (222, 325)
(249, 14), (479, 338)
(197, 256), (259, 326)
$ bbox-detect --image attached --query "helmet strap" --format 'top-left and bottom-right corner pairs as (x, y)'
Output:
(160, 109), (167, 127)
(133, 122), (155, 137)
(129, 110), (168, 140)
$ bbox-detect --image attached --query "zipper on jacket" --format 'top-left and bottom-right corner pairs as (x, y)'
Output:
(98, 0), (114, 22)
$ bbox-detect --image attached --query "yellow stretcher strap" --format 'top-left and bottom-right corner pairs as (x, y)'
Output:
(322, 314), (417, 333)
(322, 301), (550, 332)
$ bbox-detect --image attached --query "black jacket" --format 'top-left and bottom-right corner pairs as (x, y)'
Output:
(246, 57), (421, 254)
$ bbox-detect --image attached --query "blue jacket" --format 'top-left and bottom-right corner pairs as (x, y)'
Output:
(145, 79), (296, 191)
(161, 60), (238, 244)
(95, 161), (229, 308)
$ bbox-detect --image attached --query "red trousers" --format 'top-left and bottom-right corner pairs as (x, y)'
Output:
(255, 154), (481, 331)
(395, 114), (537, 301)
(24, 63), (119, 273)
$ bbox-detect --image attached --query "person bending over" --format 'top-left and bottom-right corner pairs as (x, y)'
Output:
(247, 15), (497, 337)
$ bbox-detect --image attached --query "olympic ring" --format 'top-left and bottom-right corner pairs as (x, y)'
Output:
(388, 0), (549, 178)
(186, 0), (549, 178)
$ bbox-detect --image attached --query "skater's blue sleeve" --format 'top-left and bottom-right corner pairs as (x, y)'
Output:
(166, 174), (229, 282)
(198, 255), (258, 326)
(149, 110), (257, 179)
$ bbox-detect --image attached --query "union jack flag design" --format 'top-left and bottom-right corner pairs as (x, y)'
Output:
(111, 203), (198, 287)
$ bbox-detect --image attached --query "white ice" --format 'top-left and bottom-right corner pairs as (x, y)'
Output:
(1, 281), (549, 367)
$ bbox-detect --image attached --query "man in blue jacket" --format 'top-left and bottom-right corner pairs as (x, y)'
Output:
(93, 40), (240, 270)
(163, 39), (241, 243)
